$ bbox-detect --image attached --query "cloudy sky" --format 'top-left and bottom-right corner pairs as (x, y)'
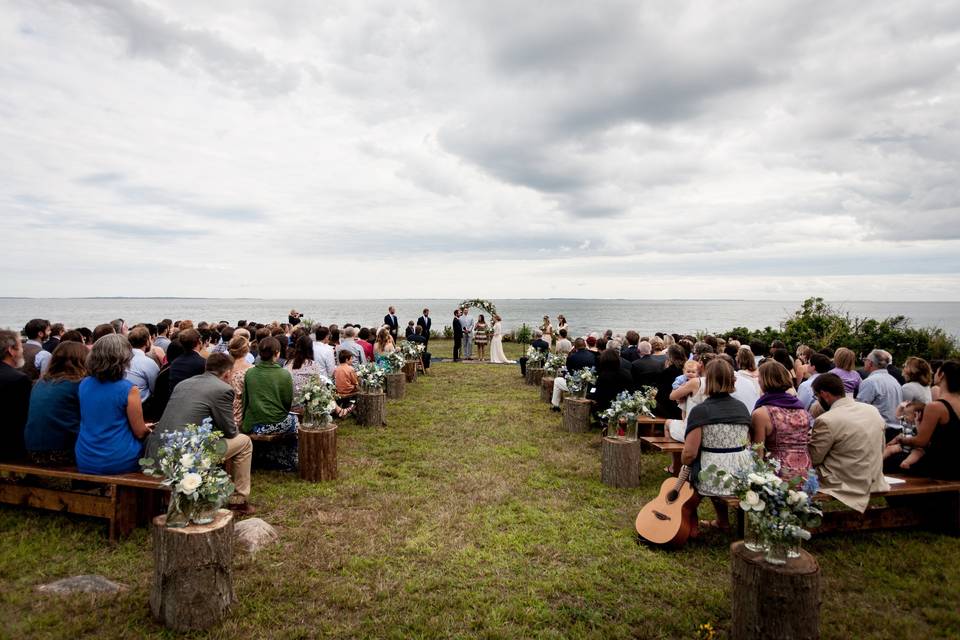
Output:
(2, 1), (959, 300)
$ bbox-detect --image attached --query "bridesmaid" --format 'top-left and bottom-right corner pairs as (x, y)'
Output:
(474, 314), (489, 361)
(540, 315), (554, 347)
(556, 315), (568, 347)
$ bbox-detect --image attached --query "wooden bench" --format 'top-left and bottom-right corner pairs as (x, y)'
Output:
(719, 475), (960, 537)
(639, 436), (684, 476)
(637, 417), (666, 438)
(0, 462), (170, 542)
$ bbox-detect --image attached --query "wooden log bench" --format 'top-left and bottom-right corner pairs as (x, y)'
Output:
(0, 462), (170, 542)
(719, 475), (960, 537)
(639, 436), (684, 476)
(636, 417), (667, 438)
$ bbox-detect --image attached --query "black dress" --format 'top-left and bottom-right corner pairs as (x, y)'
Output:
(902, 399), (960, 480)
(655, 364), (683, 420)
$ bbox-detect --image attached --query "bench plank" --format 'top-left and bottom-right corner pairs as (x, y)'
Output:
(0, 463), (166, 490)
(0, 483), (114, 519)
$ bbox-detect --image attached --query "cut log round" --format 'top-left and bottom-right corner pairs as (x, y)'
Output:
(600, 437), (641, 488)
(150, 510), (235, 632)
(385, 373), (406, 400)
(540, 376), (555, 403)
(356, 391), (387, 426)
(524, 368), (536, 385)
(731, 541), (821, 640)
(403, 360), (417, 383)
(530, 368), (544, 387)
(562, 397), (591, 433)
(298, 424), (337, 482)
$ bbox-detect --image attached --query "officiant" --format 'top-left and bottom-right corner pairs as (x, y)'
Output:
(460, 307), (475, 359)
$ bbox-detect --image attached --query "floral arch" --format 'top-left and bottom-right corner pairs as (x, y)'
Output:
(458, 298), (498, 317)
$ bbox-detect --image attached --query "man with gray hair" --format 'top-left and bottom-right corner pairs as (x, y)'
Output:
(336, 326), (367, 369)
(630, 340), (660, 389)
(856, 349), (902, 440)
(0, 329), (31, 461)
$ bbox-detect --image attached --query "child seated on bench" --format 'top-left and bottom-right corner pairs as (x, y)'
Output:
(334, 350), (359, 410)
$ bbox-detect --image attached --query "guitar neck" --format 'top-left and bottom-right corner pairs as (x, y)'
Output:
(672, 466), (691, 492)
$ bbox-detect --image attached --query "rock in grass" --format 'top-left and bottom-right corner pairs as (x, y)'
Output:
(37, 575), (128, 595)
(235, 518), (278, 554)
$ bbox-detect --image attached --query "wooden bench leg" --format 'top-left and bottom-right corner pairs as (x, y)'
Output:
(111, 485), (139, 543)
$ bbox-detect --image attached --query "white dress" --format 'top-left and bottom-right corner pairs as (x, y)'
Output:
(489, 322), (510, 363)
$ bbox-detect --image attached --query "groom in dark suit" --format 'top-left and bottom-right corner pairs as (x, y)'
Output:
(416, 308), (432, 347)
(452, 309), (463, 362)
(383, 306), (399, 341)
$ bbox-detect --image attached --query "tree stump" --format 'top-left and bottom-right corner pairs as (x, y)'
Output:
(731, 541), (821, 640)
(540, 376), (555, 403)
(298, 424), (337, 482)
(600, 437), (641, 488)
(403, 360), (417, 383)
(385, 372), (406, 400)
(356, 391), (387, 426)
(150, 510), (235, 632)
(524, 368), (536, 385)
(529, 368), (544, 387)
(562, 397), (591, 433)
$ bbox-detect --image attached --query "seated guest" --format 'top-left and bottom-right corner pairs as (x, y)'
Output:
(334, 350), (360, 404)
(42, 322), (65, 354)
(857, 349), (903, 440)
(555, 329), (573, 356)
(76, 334), (151, 474)
(357, 327), (375, 362)
(829, 347), (861, 396)
(336, 327), (367, 368)
(154, 321), (171, 353)
(145, 340), (182, 422)
(550, 338), (598, 410)
(723, 353), (760, 413)
(649, 336), (667, 363)
(407, 326), (431, 369)
(373, 327), (396, 367)
(630, 341), (661, 390)
(20, 318), (50, 381)
(312, 326), (337, 380)
(682, 360), (761, 533)
(286, 334), (327, 393)
(797, 353), (833, 411)
(519, 330), (549, 376)
(125, 326), (159, 413)
(242, 337), (297, 470)
(0, 329), (31, 461)
(752, 361), (812, 480)
(589, 348), (632, 419)
(169, 329), (206, 391)
(211, 325), (234, 355)
(148, 353), (255, 514)
(24, 342), (88, 465)
(228, 336), (254, 427)
(655, 344), (686, 421)
(900, 357), (933, 405)
(809, 373), (888, 512)
(885, 361), (960, 478)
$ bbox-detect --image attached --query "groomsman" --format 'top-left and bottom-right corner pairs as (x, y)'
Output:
(452, 309), (463, 362)
(460, 308), (475, 359)
(383, 306), (399, 341)
(416, 309), (432, 346)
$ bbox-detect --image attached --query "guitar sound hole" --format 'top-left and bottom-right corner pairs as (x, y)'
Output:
(653, 511), (670, 521)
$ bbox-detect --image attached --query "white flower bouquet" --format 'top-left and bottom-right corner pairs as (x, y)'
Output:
(357, 362), (386, 391)
(398, 340), (425, 361)
(526, 345), (547, 367)
(566, 366), (597, 396)
(140, 418), (235, 527)
(543, 353), (566, 376)
(294, 374), (338, 428)
(382, 350), (407, 373)
(600, 386), (658, 422)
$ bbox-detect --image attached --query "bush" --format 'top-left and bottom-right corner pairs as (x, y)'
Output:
(508, 323), (532, 345)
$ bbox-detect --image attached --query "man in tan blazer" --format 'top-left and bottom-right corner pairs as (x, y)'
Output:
(809, 373), (889, 512)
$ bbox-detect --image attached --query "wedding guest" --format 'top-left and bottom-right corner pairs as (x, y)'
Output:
(589, 348), (632, 419)
(797, 353), (833, 411)
(900, 357), (933, 405)
(630, 341), (661, 389)
(555, 329), (573, 356)
(384, 306), (399, 341)
(20, 318), (50, 381)
(76, 334), (151, 475)
(357, 327), (375, 362)
(682, 360), (759, 534)
(887, 361), (960, 479)
(809, 373), (889, 512)
(416, 309), (432, 346)
(149, 353), (255, 514)
(154, 321), (171, 353)
(550, 338), (596, 409)
(829, 347), (861, 396)
(461, 308), (475, 359)
(556, 315), (568, 337)
(286, 334), (326, 395)
(452, 309), (463, 362)
(621, 331), (641, 362)
(585, 336), (599, 353)
(857, 349), (903, 439)
(374, 327), (396, 356)
(752, 361), (812, 479)
(769, 348), (797, 388)
(0, 329), (31, 461)
(336, 327), (367, 369)
(723, 353), (760, 413)
(655, 344), (686, 421)
(146, 340), (183, 422)
(242, 337), (297, 471)
(519, 330), (550, 376)
(91, 323), (116, 343)
(24, 343), (87, 465)
(474, 315), (489, 361)
(228, 336), (253, 427)
(667, 357), (709, 442)
(408, 326), (432, 369)
(42, 323), (64, 353)
(334, 350), (360, 400)
(404, 320), (416, 339)
(288, 309), (302, 326)
(649, 336), (667, 362)
(794, 345), (813, 386)
(125, 326), (159, 408)
(169, 329), (206, 391)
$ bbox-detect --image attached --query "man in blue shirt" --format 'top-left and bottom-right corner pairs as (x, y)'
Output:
(797, 353), (833, 411)
(125, 326), (160, 403)
(857, 349), (903, 440)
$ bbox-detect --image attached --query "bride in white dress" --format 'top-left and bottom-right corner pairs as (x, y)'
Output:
(489, 315), (511, 363)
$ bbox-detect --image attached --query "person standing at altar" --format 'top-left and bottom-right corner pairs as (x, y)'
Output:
(461, 307), (475, 360)
(452, 309), (463, 362)
(383, 306), (399, 342)
(417, 309), (432, 347)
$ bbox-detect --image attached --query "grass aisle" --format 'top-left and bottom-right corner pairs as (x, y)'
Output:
(1, 363), (959, 638)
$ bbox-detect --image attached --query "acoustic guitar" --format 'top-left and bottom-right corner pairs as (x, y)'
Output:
(635, 466), (698, 547)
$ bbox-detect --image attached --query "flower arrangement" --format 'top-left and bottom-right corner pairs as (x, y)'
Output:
(543, 353), (566, 376)
(600, 386), (658, 422)
(398, 340), (425, 361)
(700, 446), (822, 563)
(140, 419), (235, 527)
(458, 298), (498, 318)
(294, 374), (338, 428)
(526, 345), (547, 368)
(382, 350), (407, 373)
(357, 362), (386, 391)
(566, 367), (597, 396)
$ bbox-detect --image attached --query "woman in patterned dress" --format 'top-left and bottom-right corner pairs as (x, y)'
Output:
(682, 359), (764, 533)
(473, 314), (489, 361)
(752, 360), (812, 480)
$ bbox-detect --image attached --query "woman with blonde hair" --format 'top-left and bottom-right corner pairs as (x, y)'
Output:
(829, 347), (861, 396)
(228, 336), (253, 427)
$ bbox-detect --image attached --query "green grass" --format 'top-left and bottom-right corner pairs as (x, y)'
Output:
(1, 364), (959, 639)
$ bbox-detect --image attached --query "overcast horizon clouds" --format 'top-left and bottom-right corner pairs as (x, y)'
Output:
(2, 1), (959, 300)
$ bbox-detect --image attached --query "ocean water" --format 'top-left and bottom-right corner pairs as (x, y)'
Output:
(2, 298), (959, 338)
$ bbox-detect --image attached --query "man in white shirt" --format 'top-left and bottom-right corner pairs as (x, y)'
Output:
(312, 326), (337, 380)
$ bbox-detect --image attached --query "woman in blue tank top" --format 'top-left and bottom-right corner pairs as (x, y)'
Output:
(76, 334), (151, 475)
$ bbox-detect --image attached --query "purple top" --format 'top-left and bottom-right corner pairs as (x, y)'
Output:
(829, 367), (861, 395)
